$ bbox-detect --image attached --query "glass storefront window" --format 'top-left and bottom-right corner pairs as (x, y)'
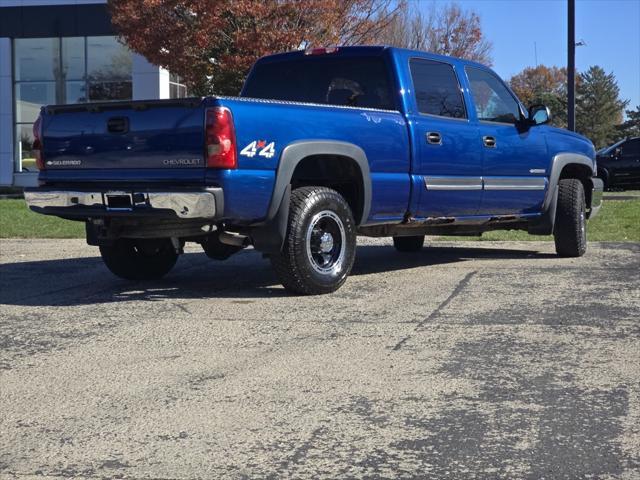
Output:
(87, 36), (132, 81)
(14, 38), (60, 82)
(16, 125), (37, 173)
(169, 73), (187, 99)
(89, 81), (132, 102)
(15, 82), (56, 123)
(13, 36), (133, 172)
(62, 37), (85, 81)
(65, 81), (87, 104)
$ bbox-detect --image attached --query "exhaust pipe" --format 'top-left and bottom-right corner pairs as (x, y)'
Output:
(218, 231), (250, 247)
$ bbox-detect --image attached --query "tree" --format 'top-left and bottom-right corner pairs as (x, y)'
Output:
(108, 0), (400, 95)
(616, 105), (640, 139)
(576, 66), (628, 148)
(509, 65), (568, 128)
(376, 1), (492, 65)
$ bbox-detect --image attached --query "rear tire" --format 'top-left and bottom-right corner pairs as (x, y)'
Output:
(99, 238), (178, 280)
(553, 178), (587, 257)
(393, 235), (425, 252)
(270, 186), (356, 295)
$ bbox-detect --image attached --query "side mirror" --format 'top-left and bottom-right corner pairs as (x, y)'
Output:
(529, 104), (551, 125)
(613, 147), (622, 158)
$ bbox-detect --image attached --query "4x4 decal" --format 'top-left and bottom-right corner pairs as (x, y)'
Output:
(240, 140), (276, 159)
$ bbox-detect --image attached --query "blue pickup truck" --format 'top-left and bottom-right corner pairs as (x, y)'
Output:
(25, 46), (603, 294)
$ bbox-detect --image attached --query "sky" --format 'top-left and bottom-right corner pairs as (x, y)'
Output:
(413, 0), (640, 111)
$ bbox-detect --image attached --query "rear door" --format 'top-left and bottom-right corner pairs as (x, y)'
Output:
(464, 66), (549, 215)
(408, 58), (483, 218)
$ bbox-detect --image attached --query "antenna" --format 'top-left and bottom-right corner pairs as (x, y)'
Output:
(534, 41), (538, 66)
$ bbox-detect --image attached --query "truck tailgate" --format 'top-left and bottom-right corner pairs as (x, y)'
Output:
(41, 98), (205, 170)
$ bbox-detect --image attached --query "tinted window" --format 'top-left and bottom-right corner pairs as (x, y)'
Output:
(410, 59), (466, 118)
(622, 139), (640, 156)
(466, 67), (521, 124)
(242, 57), (394, 110)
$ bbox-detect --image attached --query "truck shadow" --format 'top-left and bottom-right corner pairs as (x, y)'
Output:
(0, 244), (556, 307)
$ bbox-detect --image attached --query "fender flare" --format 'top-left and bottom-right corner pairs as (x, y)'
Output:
(529, 152), (595, 235)
(266, 140), (372, 224)
(542, 152), (595, 212)
(250, 140), (372, 253)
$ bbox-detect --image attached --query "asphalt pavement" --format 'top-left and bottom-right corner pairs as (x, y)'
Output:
(1, 238), (639, 479)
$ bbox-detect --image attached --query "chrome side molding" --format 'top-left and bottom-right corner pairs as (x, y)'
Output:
(424, 177), (483, 190)
(424, 176), (547, 191)
(483, 177), (547, 190)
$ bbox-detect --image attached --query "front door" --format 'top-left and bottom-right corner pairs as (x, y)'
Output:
(409, 58), (483, 218)
(615, 138), (640, 186)
(465, 66), (549, 215)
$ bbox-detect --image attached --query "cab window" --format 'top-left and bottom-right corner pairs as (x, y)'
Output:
(243, 56), (395, 110)
(466, 67), (521, 124)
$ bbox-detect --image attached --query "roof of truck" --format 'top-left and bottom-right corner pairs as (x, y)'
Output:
(257, 45), (491, 70)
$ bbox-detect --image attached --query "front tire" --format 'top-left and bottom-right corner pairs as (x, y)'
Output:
(553, 178), (587, 257)
(99, 238), (178, 280)
(393, 235), (425, 252)
(271, 186), (357, 295)
(598, 168), (610, 191)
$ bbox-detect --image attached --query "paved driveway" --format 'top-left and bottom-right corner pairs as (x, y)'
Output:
(1, 239), (639, 479)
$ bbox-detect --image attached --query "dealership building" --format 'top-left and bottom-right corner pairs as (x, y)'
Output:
(0, 0), (187, 187)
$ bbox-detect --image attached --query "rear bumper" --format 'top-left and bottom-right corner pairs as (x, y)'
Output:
(589, 177), (604, 219)
(24, 187), (223, 220)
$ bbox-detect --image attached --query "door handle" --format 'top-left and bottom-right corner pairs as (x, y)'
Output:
(483, 136), (496, 148)
(426, 131), (442, 145)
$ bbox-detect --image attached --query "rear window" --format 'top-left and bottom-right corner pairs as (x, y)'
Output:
(409, 58), (466, 118)
(242, 56), (395, 110)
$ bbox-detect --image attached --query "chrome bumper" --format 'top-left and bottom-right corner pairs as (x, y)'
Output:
(589, 177), (604, 219)
(24, 188), (221, 219)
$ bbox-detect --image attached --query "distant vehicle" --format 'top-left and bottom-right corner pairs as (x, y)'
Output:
(25, 46), (603, 294)
(597, 137), (640, 190)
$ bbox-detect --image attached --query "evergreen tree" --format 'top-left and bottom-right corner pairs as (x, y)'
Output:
(576, 66), (628, 148)
(616, 105), (640, 139)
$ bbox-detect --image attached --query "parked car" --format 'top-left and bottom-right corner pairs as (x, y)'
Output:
(24, 46), (603, 294)
(597, 137), (640, 190)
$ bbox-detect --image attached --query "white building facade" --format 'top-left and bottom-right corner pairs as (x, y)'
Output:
(0, 0), (186, 187)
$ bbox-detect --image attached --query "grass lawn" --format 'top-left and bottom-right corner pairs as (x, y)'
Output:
(0, 199), (84, 238)
(0, 197), (638, 241)
(436, 198), (640, 242)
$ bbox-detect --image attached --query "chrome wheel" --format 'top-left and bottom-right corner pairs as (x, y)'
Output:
(305, 210), (346, 275)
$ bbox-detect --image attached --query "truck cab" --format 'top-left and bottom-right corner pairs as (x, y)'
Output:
(25, 46), (604, 294)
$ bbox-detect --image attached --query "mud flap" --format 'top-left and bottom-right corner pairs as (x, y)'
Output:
(249, 184), (291, 254)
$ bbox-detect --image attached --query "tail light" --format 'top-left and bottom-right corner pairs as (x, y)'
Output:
(205, 107), (236, 169)
(33, 115), (44, 170)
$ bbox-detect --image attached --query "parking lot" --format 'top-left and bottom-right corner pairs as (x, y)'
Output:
(1, 238), (639, 479)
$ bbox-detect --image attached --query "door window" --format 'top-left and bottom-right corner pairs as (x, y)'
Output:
(409, 59), (466, 119)
(466, 67), (521, 124)
(622, 139), (640, 157)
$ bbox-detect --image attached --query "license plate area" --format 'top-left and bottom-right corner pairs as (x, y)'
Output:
(104, 192), (133, 211)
